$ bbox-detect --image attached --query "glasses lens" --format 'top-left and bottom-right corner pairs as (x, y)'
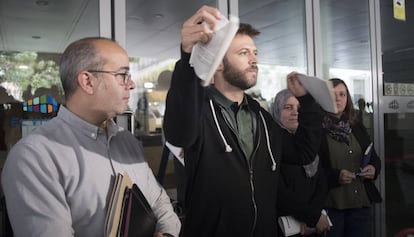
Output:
(123, 73), (131, 85)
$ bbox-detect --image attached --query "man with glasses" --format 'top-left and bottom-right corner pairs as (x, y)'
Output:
(1, 37), (180, 237)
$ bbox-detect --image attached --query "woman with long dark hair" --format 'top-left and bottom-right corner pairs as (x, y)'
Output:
(319, 78), (382, 237)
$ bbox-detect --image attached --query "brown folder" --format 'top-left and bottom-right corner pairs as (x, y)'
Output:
(104, 172), (133, 237)
(104, 172), (157, 237)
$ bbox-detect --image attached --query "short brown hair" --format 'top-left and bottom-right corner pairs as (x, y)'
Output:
(237, 23), (260, 37)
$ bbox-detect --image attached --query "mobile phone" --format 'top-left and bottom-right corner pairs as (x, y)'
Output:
(356, 170), (368, 176)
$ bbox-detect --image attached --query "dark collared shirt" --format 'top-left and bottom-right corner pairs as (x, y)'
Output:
(209, 86), (254, 160)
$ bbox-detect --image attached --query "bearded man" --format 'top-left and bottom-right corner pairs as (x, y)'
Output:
(163, 5), (323, 237)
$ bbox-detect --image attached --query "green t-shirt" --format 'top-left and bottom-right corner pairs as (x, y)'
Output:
(209, 87), (254, 160)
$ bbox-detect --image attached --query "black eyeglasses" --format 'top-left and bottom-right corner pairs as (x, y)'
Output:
(87, 70), (131, 85)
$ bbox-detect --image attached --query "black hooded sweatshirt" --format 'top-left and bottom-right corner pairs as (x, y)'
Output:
(163, 51), (322, 237)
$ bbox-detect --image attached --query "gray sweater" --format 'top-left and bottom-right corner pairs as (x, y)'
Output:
(2, 106), (180, 237)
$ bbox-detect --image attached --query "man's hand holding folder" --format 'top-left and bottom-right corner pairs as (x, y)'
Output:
(105, 172), (157, 237)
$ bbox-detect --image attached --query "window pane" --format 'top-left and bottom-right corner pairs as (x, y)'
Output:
(319, 0), (373, 138)
(125, 0), (215, 135)
(240, 0), (307, 104)
(0, 1), (100, 153)
(381, 0), (414, 96)
(384, 113), (414, 236)
(381, 0), (414, 236)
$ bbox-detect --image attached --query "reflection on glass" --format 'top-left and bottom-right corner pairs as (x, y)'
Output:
(0, 0), (100, 154)
(125, 0), (210, 134)
(380, 0), (414, 90)
(125, 0), (307, 124)
(384, 113), (414, 236)
(381, 0), (414, 234)
(319, 0), (373, 135)
(0, 52), (62, 102)
(0, 52), (62, 155)
(241, 0), (307, 103)
(128, 58), (175, 135)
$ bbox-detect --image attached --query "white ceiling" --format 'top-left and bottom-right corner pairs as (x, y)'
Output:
(0, 0), (412, 71)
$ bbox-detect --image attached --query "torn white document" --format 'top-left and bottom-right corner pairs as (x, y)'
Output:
(190, 15), (240, 86)
(165, 141), (184, 166)
(297, 74), (338, 114)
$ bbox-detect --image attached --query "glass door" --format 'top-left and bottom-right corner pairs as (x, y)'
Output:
(383, 112), (414, 236)
(379, 0), (414, 236)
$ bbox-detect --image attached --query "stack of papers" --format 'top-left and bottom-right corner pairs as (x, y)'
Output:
(166, 141), (185, 166)
(104, 172), (156, 237)
(190, 14), (240, 86)
(278, 210), (333, 236)
(105, 172), (133, 237)
(278, 216), (301, 237)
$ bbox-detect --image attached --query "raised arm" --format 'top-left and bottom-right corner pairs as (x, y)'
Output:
(282, 72), (323, 165)
(163, 6), (221, 147)
(180, 5), (221, 53)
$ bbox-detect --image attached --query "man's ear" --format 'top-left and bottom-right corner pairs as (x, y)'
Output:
(216, 61), (224, 72)
(77, 71), (95, 95)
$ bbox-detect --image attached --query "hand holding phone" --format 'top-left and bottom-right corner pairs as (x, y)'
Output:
(356, 165), (375, 179)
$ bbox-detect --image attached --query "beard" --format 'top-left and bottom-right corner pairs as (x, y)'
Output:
(222, 58), (258, 90)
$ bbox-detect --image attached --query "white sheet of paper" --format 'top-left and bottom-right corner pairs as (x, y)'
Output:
(165, 141), (184, 166)
(278, 216), (301, 237)
(297, 74), (338, 114)
(189, 14), (239, 86)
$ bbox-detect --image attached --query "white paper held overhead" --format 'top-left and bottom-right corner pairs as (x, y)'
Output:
(189, 14), (240, 86)
(296, 74), (338, 114)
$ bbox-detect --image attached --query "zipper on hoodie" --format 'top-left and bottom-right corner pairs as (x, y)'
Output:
(248, 121), (261, 236)
(220, 106), (260, 235)
(249, 168), (257, 236)
(212, 101), (277, 235)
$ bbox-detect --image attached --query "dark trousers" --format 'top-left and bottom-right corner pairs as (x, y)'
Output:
(324, 207), (371, 237)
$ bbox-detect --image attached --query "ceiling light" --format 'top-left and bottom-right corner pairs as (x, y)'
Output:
(144, 82), (154, 89)
(127, 16), (143, 22)
(152, 14), (164, 19)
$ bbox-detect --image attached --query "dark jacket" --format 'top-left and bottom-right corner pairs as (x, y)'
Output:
(277, 156), (327, 228)
(319, 120), (382, 203)
(276, 125), (328, 232)
(163, 51), (322, 237)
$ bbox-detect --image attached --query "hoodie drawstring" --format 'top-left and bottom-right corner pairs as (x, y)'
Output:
(209, 99), (233, 152)
(209, 99), (276, 171)
(259, 112), (277, 171)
